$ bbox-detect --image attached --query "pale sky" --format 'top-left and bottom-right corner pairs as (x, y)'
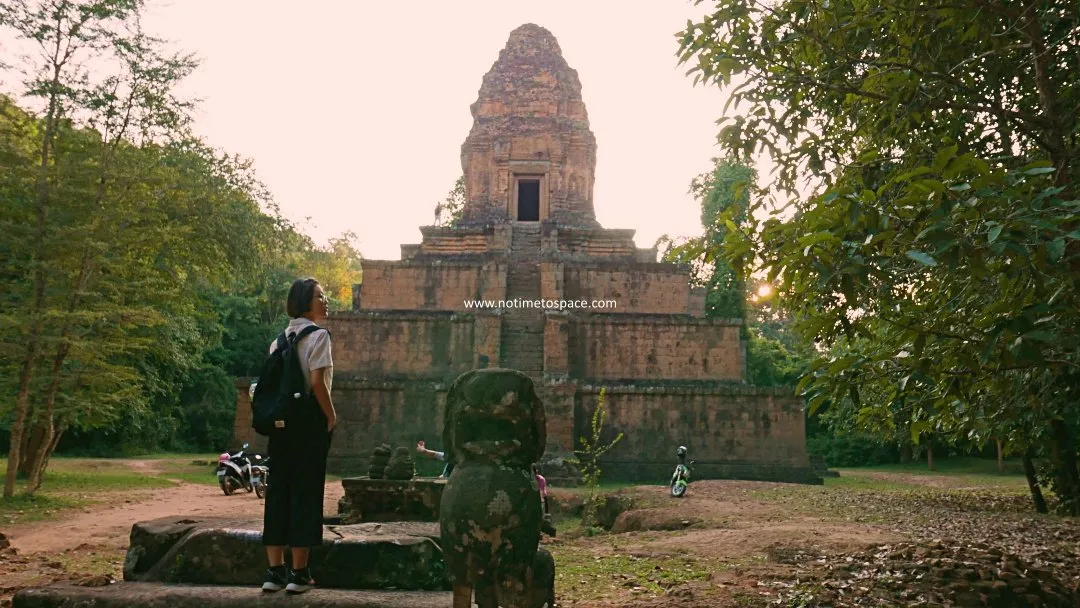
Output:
(9, 1), (749, 261)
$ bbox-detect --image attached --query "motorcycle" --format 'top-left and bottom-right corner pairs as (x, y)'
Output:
(251, 454), (269, 499)
(670, 445), (695, 498)
(217, 443), (257, 496)
(670, 460), (696, 497)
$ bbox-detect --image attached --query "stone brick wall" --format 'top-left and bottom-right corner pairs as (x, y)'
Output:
(328, 378), (449, 474)
(355, 261), (504, 311)
(326, 312), (493, 378)
(317, 378), (816, 482)
(237, 371), (815, 484)
(403, 225), (510, 258)
(574, 384), (817, 483)
(562, 264), (699, 314)
(567, 315), (744, 381)
(543, 313), (569, 376)
(231, 378), (266, 453)
(553, 228), (640, 259)
(539, 381), (577, 454)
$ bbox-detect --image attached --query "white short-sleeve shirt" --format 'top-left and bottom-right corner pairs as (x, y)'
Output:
(269, 317), (333, 393)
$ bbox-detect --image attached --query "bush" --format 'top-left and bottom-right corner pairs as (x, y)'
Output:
(808, 432), (899, 467)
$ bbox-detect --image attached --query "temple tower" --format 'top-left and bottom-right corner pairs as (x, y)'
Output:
(459, 24), (599, 228)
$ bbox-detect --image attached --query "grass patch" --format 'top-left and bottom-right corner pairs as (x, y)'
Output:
(55, 547), (126, 579)
(835, 456), (1025, 478)
(0, 493), (89, 525)
(0, 454), (223, 523)
(552, 481), (653, 496)
(0, 458), (178, 492)
(127, 452), (220, 461)
(158, 469), (220, 486)
(36, 470), (175, 492)
(0, 453), (356, 525)
(551, 541), (715, 602)
(824, 472), (1027, 492)
(153, 458), (221, 486)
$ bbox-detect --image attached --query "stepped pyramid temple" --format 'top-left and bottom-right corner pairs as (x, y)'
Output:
(235, 24), (818, 484)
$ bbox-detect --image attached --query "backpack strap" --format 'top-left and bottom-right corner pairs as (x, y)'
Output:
(273, 332), (288, 353)
(287, 323), (326, 344)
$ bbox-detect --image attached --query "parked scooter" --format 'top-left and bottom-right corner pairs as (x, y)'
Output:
(217, 443), (257, 496)
(670, 445), (696, 498)
(251, 454), (269, 499)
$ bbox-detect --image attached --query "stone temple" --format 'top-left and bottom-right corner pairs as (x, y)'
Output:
(234, 24), (818, 484)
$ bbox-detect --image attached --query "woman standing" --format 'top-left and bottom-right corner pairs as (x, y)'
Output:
(261, 278), (337, 594)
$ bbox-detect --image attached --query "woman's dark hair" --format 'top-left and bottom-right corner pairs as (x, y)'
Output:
(286, 277), (320, 318)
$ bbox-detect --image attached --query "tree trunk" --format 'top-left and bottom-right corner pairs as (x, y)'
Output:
(1023, 449), (1048, 514)
(1019, 0), (1072, 191)
(5, 38), (67, 498)
(25, 245), (93, 495)
(997, 439), (1005, 474)
(25, 418), (55, 495)
(19, 424), (46, 477)
(899, 442), (913, 464)
(926, 440), (935, 471)
(1049, 420), (1080, 516)
(28, 420), (67, 495)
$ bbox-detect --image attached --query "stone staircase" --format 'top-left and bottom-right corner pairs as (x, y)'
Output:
(500, 224), (545, 379)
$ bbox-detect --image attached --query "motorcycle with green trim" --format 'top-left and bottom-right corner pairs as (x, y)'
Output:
(669, 446), (695, 498)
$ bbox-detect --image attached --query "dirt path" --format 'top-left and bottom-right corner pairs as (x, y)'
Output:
(5, 481), (344, 555)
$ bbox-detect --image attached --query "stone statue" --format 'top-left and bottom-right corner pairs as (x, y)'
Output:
(439, 368), (547, 608)
(384, 446), (416, 480)
(368, 443), (391, 479)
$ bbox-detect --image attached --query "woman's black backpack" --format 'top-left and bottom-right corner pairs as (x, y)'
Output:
(250, 324), (326, 437)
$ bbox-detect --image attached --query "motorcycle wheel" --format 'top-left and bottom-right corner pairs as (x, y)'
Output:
(255, 481), (266, 499)
(670, 480), (687, 497)
(220, 479), (234, 496)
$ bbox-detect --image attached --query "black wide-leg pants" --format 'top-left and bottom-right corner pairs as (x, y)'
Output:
(262, 429), (330, 548)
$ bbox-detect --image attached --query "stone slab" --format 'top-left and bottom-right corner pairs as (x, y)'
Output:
(13, 583), (460, 608)
(123, 517), (447, 591)
(339, 477), (446, 523)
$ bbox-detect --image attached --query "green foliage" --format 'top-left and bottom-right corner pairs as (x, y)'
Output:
(660, 157), (814, 387)
(0, 1), (364, 486)
(434, 175), (465, 227)
(659, 157), (755, 319)
(745, 325), (807, 387)
(677, 0), (1080, 512)
(567, 388), (624, 527)
(807, 432), (900, 468)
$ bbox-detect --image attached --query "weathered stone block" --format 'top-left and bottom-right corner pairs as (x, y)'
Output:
(14, 583), (456, 608)
(339, 477), (446, 523)
(122, 517), (447, 591)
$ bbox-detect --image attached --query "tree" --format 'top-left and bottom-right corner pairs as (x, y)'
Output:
(677, 0), (1079, 513)
(0, 0), (208, 495)
(304, 231), (364, 311)
(1, 3), (368, 476)
(567, 388), (624, 527)
(658, 157), (755, 319)
(434, 175), (465, 227)
(659, 156), (813, 387)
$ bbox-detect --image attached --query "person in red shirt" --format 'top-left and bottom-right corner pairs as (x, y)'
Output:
(532, 463), (549, 514)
